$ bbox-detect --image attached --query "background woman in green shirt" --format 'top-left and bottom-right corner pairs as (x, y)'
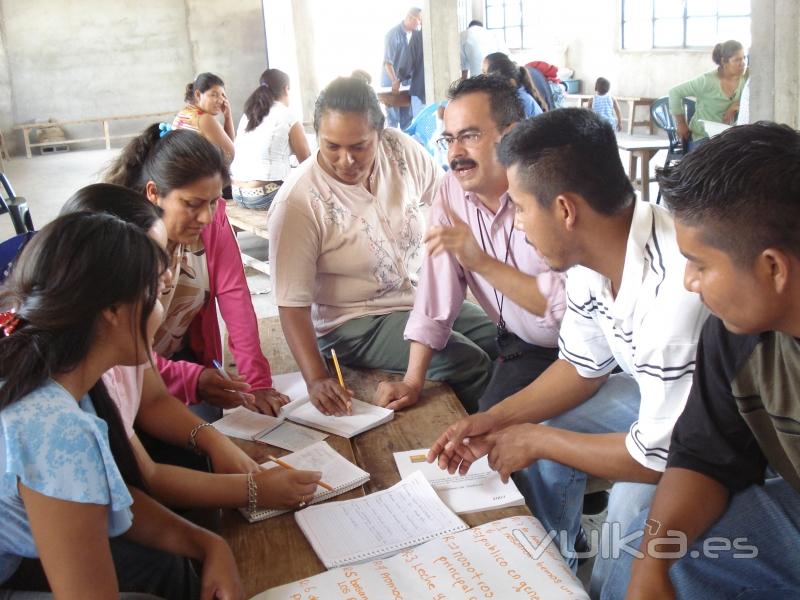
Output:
(669, 39), (748, 150)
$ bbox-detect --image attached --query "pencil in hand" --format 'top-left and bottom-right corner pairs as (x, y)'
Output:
(330, 349), (352, 415)
(267, 454), (334, 492)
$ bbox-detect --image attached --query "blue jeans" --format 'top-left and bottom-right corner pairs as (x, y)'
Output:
(512, 374), (642, 571)
(601, 476), (800, 600)
(232, 186), (279, 211)
(386, 105), (412, 130)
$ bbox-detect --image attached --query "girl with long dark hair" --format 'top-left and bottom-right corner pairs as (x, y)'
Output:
(229, 69), (311, 210)
(0, 212), (242, 599)
(106, 126), (286, 418)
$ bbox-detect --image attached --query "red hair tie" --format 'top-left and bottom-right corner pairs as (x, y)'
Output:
(0, 310), (20, 336)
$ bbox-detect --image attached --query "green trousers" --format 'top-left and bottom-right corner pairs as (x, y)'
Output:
(317, 302), (497, 413)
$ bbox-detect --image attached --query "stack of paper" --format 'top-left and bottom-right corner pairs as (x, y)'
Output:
(393, 448), (525, 514)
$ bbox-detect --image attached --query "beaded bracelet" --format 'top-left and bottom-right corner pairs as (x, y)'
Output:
(247, 472), (258, 514)
(188, 422), (214, 454)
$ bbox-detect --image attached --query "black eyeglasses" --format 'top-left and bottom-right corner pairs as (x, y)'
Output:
(435, 131), (484, 151)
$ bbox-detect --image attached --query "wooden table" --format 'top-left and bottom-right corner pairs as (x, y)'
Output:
(225, 201), (270, 276)
(565, 94), (657, 134)
(616, 133), (670, 203)
(376, 89), (411, 108)
(218, 368), (531, 598)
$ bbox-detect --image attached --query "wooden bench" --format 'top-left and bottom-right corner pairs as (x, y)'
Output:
(13, 111), (175, 158)
(224, 200), (270, 276)
(565, 94), (657, 134)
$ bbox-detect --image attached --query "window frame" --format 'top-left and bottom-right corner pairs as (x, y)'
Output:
(484, 0), (535, 50)
(621, 0), (751, 51)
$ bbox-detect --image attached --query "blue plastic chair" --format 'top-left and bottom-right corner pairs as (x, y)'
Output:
(404, 102), (442, 157)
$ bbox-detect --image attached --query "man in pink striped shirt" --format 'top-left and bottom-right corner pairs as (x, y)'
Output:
(375, 75), (565, 413)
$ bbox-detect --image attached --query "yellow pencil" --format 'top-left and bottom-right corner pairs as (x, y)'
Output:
(267, 454), (335, 492)
(331, 349), (345, 389)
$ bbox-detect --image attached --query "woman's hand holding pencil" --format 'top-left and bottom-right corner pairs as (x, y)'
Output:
(307, 349), (353, 416)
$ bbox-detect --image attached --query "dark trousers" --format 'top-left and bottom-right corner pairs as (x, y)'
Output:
(2, 537), (199, 600)
(478, 335), (559, 412)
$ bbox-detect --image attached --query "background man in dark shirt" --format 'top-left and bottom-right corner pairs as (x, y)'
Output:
(381, 7), (422, 129)
(605, 122), (800, 599)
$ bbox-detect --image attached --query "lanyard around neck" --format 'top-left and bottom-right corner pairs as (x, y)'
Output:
(476, 207), (514, 328)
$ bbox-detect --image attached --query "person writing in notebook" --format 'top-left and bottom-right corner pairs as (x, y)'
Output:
(375, 75), (565, 413)
(269, 76), (499, 417)
(427, 109), (708, 594)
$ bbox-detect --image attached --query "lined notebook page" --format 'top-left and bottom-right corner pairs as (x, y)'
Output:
(240, 441), (369, 522)
(212, 406), (280, 440)
(288, 398), (393, 438)
(295, 471), (467, 568)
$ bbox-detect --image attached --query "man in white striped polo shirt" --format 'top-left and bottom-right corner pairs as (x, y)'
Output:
(427, 108), (709, 594)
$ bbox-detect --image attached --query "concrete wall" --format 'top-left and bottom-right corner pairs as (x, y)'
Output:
(0, 0), (266, 156)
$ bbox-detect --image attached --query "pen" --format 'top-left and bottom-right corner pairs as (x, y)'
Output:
(267, 454), (334, 492)
(212, 359), (249, 405)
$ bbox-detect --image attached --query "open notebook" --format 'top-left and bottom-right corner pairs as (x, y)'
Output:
(295, 471), (467, 568)
(213, 371), (394, 442)
(239, 441), (370, 523)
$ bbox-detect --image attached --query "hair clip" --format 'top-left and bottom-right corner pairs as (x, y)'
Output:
(158, 122), (172, 138)
(260, 81), (269, 88)
(0, 310), (21, 336)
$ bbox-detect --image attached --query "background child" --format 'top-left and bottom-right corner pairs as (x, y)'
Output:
(588, 76), (622, 131)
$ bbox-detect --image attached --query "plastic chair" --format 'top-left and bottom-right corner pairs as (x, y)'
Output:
(650, 96), (687, 204)
(0, 173), (34, 234)
(404, 102), (442, 156)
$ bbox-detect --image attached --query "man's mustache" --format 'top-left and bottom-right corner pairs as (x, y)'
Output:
(450, 158), (477, 171)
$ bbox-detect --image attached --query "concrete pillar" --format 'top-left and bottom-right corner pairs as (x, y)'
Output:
(291, 0), (320, 124)
(750, 0), (800, 127)
(422, 0), (461, 103)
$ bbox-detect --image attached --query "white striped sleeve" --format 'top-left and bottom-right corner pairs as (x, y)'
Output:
(557, 269), (617, 378)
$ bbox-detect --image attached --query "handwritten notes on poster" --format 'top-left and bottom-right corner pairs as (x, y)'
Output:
(252, 515), (589, 600)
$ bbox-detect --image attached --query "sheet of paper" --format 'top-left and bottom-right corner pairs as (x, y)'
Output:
(257, 421), (327, 452)
(393, 448), (525, 514)
(271, 372), (312, 416)
(213, 406), (280, 440)
(254, 514), (589, 600)
(295, 471), (466, 568)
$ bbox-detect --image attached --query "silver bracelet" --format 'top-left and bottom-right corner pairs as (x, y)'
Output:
(247, 472), (258, 513)
(188, 422), (214, 454)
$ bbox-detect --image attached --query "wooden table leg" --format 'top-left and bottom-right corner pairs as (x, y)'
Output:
(626, 100), (636, 134)
(639, 149), (659, 203)
(22, 128), (32, 158)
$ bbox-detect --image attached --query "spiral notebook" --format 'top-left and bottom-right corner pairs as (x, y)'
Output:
(295, 471), (467, 568)
(239, 441), (370, 523)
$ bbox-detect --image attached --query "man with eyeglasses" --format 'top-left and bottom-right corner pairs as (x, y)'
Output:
(374, 75), (565, 415)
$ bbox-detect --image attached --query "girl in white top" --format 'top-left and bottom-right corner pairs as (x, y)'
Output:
(230, 69), (311, 210)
